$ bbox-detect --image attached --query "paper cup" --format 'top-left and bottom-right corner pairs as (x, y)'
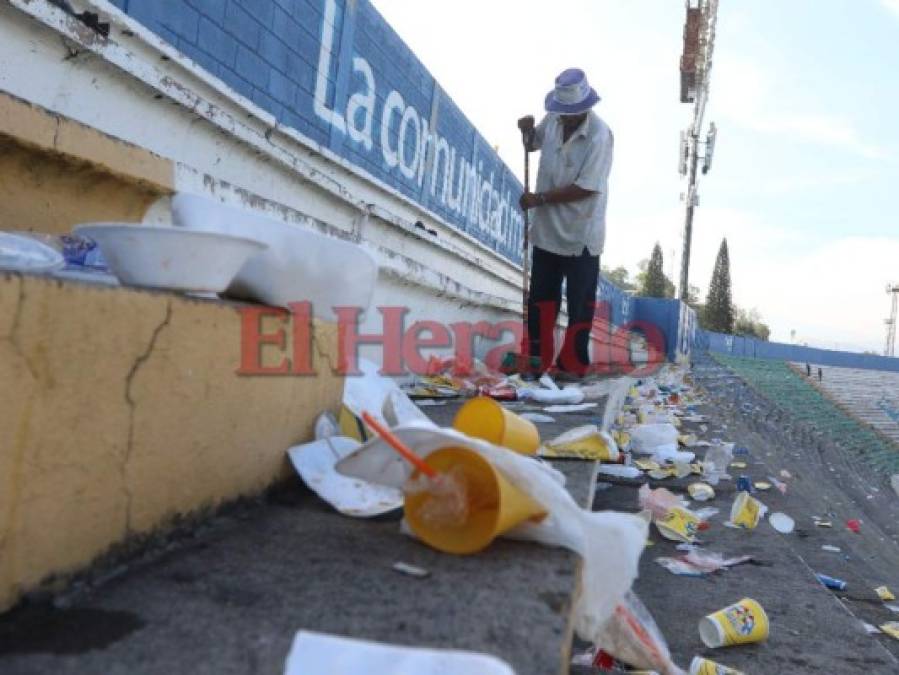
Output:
(453, 397), (540, 455)
(699, 598), (769, 647)
(655, 506), (701, 543)
(730, 492), (763, 529)
(690, 656), (745, 674)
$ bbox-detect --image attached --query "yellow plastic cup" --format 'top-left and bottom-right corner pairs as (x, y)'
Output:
(690, 656), (744, 674)
(730, 492), (763, 529)
(404, 446), (546, 555)
(699, 598), (770, 648)
(453, 396), (540, 455)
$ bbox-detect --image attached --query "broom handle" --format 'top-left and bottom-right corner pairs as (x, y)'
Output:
(520, 143), (531, 356)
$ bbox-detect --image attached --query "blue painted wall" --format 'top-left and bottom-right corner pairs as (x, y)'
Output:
(633, 297), (696, 363)
(108, 0), (702, 365)
(697, 330), (899, 373)
(109, 0), (525, 262)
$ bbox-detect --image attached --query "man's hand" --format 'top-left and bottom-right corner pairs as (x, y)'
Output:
(519, 191), (543, 210)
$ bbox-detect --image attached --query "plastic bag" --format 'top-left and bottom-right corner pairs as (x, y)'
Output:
(630, 423), (679, 453)
(594, 591), (685, 675)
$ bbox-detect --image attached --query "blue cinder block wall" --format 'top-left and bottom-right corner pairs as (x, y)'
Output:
(107, 0), (525, 262)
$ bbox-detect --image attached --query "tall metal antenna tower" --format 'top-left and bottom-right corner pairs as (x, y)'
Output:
(886, 284), (899, 357)
(677, 0), (719, 300)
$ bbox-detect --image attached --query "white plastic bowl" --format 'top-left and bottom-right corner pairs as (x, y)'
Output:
(171, 194), (378, 321)
(73, 223), (266, 293)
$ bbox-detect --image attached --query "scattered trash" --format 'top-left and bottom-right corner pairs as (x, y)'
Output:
(656, 551), (753, 577)
(821, 545), (842, 553)
(688, 482), (715, 502)
(519, 412), (556, 423)
(517, 385), (585, 405)
(415, 399), (448, 407)
(453, 396), (539, 456)
(630, 423), (679, 454)
(639, 484), (688, 520)
(732, 446), (749, 456)
(879, 622), (899, 641)
(699, 598), (769, 648)
(337, 424), (649, 637)
(875, 586), (896, 602)
(655, 506), (702, 543)
(816, 573), (847, 591)
(544, 402), (598, 413)
(283, 630), (516, 675)
(690, 655), (745, 674)
(730, 461), (747, 469)
(846, 519), (862, 534)
(650, 447), (696, 465)
(314, 411), (339, 439)
(754, 481), (772, 491)
(392, 561), (430, 578)
(635, 459), (661, 472)
(594, 591), (682, 675)
(703, 440), (734, 486)
(885, 604), (899, 614)
(814, 520), (833, 528)
(540, 425), (619, 461)
(735, 475), (753, 493)
(780, 469), (793, 479)
(766, 476), (788, 494)
(768, 512), (795, 534)
(597, 464), (643, 479)
(287, 437), (403, 517)
(728, 492), (767, 530)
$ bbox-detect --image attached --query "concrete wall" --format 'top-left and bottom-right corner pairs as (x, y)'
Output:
(105, 0), (525, 263)
(698, 330), (899, 373)
(0, 274), (343, 612)
(0, 92), (173, 234)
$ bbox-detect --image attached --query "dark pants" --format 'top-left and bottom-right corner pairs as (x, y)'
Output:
(527, 246), (599, 374)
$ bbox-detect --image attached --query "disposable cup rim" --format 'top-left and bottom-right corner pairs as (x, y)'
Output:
(698, 614), (725, 648)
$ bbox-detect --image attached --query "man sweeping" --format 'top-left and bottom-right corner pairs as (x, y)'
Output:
(518, 68), (614, 379)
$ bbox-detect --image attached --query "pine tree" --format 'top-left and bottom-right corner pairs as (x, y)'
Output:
(640, 243), (668, 298)
(704, 238), (734, 333)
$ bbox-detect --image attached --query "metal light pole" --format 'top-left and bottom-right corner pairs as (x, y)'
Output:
(677, 0), (719, 301)
(886, 284), (899, 357)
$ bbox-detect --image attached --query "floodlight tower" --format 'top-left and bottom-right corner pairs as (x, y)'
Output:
(677, 0), (720, 300)
(886, 284), (899, 357)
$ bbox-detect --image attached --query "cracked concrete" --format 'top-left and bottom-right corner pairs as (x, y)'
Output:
(122, 301), (172, 534)
(1, 275), (344, 611)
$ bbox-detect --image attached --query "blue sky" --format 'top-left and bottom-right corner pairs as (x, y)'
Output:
(372, 0), (899, 353)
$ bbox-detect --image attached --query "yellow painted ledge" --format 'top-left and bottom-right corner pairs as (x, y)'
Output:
(0, 274), (344, 612)
(0, 91), (174, 234)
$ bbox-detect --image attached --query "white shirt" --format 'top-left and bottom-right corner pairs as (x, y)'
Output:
(530, 111), (614, 256)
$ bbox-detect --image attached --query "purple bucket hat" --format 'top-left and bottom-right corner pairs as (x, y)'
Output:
(544, 68), (601, 114)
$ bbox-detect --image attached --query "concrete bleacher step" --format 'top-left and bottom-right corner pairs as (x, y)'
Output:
(0, 402), (602, 675)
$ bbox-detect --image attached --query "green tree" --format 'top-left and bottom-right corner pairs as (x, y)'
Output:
(639, 243), (669, 298)
(602, 265), (636, 292)
(704, 238), (734, 333)
(734, 307), (771, 341)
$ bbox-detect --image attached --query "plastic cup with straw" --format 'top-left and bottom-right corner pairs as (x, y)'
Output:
(361, 411), (546, 554)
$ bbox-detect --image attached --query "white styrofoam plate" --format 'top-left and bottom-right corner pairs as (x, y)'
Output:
(74, 223), (266, 293)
